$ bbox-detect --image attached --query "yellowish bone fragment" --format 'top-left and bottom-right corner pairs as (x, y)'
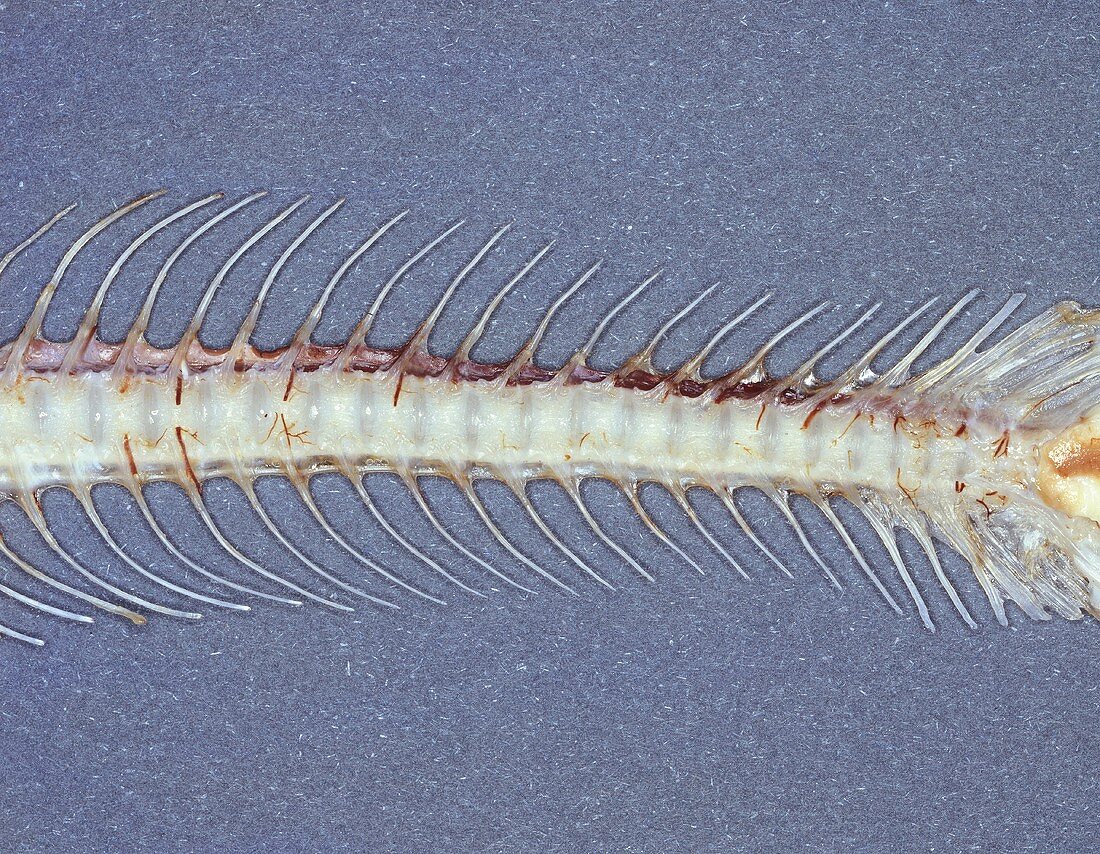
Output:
(1038, 410), (1100, 525)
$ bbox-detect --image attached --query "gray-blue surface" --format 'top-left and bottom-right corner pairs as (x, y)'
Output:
(1, 2), (1098, 852)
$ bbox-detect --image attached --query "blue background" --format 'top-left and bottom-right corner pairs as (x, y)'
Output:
(1, 1), (1098, 851)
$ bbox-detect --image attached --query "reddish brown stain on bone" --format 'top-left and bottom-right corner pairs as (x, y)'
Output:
(800, 400), (827, 430)
(0, 337), (947, 430)
(175, 427), (202, 491)
(122, 434), (138, 478)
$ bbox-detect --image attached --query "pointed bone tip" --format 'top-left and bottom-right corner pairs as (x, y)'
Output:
(11, 634), (46, 647)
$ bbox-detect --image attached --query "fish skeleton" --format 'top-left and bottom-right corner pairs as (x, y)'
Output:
(1, 189), (1098, 647)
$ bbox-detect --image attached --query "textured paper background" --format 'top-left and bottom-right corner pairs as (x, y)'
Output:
(1, 2), (1098, 851)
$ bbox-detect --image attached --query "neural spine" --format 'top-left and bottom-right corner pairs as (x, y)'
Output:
(1, 189), (1099, 647)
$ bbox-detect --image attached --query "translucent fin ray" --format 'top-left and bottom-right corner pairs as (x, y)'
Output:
(286, 469), (444, 605)
(18, 492), (203, 620)
(237, 479), (394, 609)
(347, 473), (482, 598)
(402, 471), (535, 594)
(76, 485), (248, 612)
(456, 473), (577, 595)
(716, 487), (793, 579)
(767, 488), (842, 589)
(671, 485), (750, 581)
(127, 482), (301, 606)
(0, 529), (145, 624)
(452, 242), (555, 368)
(807, 494), (903, 614)
(563, 478), (654, 582)
(855, 494), (935, 631)
(0, 576), (93, 624)
(624, 482), (705, 575)
(180, 480), (351, 612)
(4, 191), (164, 385)
(507, 478), (615, 591)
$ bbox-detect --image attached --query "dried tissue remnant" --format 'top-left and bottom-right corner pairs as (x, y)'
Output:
(0, 188), (1099, 648)
(1040, 416), (1100, 519)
